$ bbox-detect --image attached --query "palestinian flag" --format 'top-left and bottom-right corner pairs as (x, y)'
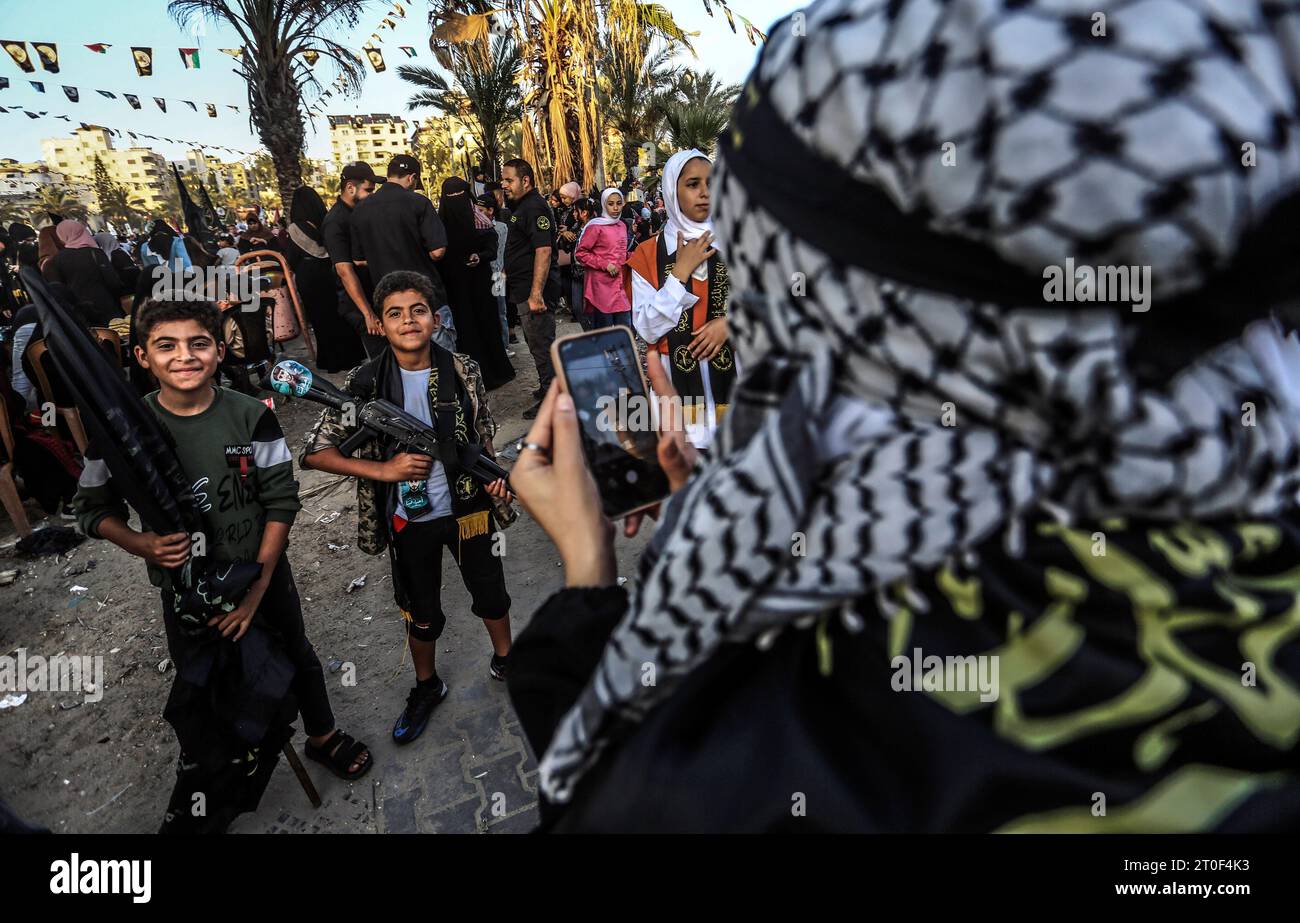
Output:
(154, 97), (166, 112)
(62, 86), (78, 103)
(131, 47), (153, 76)
(399, 45), (416, 58)
(85, 43), (111, 54)
(33, 42), (59, 73)
(179, 48), (200, 69)
(3, 41), (34, 74)
(124, 93), (141, 109)
(206, 103), (217, 118)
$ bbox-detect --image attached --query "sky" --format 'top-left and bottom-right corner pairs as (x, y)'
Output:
(0, 0), (801, 166)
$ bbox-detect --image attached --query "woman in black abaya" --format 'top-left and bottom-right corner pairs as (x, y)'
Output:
(285, 187), (365, 373)
(437, 177), (514, 390)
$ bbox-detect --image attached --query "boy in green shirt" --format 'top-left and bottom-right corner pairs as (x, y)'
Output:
(73, 298), (372, 832)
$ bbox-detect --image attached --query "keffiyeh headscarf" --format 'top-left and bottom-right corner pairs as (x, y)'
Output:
(538, 0), (1300, 803)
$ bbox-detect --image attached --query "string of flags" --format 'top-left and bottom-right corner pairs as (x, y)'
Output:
(0, 104), (255, 156)
(701, 0), (768, 45)
(303, 2), (409, 115)
(2, 78), (239, 116)
(1, 40), (244, 77)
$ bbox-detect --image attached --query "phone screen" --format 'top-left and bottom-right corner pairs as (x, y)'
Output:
(557, 328), (671, 518)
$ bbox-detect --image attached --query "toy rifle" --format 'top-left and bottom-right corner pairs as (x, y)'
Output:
(263, 359), (510, 485)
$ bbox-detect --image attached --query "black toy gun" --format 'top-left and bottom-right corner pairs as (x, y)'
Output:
(263, 359), (510, 484)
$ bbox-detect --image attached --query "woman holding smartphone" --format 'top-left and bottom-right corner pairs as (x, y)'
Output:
(505, 0), (1300, 834)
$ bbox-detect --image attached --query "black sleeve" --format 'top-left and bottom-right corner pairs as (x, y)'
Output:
(322, 216), (352, 265)
(419, 200), (448, 253)
(527, 205), (554, 250)
(506, 586), (628, 760)
(94, 250), (123, 297)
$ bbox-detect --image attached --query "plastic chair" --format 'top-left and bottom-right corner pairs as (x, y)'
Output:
(0, 399), (32, 537)
(23, 339), (89, 454)
(235, 249), (316, 361)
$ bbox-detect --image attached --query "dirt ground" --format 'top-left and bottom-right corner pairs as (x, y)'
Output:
(0, 318), (650, 833)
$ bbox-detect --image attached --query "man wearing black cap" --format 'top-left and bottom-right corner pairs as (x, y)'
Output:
(349, 154), (450, 323)
(322, 161), (383, 357)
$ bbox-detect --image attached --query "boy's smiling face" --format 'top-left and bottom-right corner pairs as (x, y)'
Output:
(135, 318), (223, 395)
(380, 288), (440, 356)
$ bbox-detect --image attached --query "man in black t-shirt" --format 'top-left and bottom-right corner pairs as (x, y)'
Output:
(321, 161), (384, 357)
(349, 155), (449, 313)
(501, 157), (555, 419)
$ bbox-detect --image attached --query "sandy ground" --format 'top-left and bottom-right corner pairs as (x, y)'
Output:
(0, 317), (650, 833)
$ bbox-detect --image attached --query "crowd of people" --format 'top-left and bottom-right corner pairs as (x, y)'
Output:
(7, 0), (1300, 835)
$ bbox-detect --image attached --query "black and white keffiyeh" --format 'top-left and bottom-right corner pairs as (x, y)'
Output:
(538, 0), (1300, 802)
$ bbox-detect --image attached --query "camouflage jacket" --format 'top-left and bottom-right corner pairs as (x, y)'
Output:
(301, 350), (517, 556)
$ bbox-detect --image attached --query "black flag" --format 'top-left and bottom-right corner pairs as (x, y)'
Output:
(173, 165), (215, 250)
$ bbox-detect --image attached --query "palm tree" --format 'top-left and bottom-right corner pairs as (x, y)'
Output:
(662, 70), (741, 155)
(399, 35), (523, 178)
(168, 0), (373, 207)
(32, 185), (89, 223)
(602, 44), (680, 180)
(429, 0), (692, 189)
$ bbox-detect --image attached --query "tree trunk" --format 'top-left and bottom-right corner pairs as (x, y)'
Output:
(253, 75), (306, 213)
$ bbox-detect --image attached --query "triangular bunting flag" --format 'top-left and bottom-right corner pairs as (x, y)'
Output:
(383, 17), (396, 28)
(218, 48), (243, 59)
(226, 104), (238, 111)
(96, 89), (116, 99)
(179, 48), (200, 69)
(154, 97), (166, 112)
(183, 100), (196, 111)
(206, 103), (217, 117)
(61, 85), (78, 102)
(3, 41), (34, 73)
(393, 2), (406, 16)
(85, 43), (111, 54)
(55, 114), (70, 120)
(124, 93), (140, 109)
(302, 49), (319, 66)
(722, 6), (736, 31)
(33, 42), (59, 73)
(131, 47), (153, 76)
(371, 33), (384, 44)
(30, 81), (44, 93)
(399, 45), (416, 58)
(0, 76), (7, 90)
(25, 111), (39, 119)
(128, 131), (137, 141)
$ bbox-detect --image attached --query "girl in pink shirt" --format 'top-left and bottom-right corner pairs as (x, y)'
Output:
(574, 188), (633, 329)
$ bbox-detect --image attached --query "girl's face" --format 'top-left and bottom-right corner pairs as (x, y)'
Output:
(676, 158), (710, 222)
(605, 192), (624, 217)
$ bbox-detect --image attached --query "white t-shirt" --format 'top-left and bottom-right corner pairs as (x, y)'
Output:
(394, 367), (453, 521)
(216, 247), (240, 267)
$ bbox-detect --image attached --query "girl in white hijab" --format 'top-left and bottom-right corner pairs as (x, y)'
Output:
(629, 149), (737, 450)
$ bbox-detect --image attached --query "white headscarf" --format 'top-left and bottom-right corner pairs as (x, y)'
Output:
(575, 187), (623, 247)
(661, 148), (714, 279)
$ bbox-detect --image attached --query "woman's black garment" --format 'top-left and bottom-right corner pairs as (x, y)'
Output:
(285, 239), (365, 373)
(438, 178), (515, 389)
(108, 248), (139, 293)
(287, 186), (365, 373)
(44, 248), (124, 325)
(510, 514), (1300, 833)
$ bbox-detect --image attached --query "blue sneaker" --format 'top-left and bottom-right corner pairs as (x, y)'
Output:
(392, 679), (448, 745)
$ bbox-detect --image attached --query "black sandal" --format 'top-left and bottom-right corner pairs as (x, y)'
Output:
(304, 730), (373, 781)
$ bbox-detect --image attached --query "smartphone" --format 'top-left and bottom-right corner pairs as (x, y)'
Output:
(552, 327), (671, 518)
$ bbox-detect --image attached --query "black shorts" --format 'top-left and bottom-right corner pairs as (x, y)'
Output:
(390, 514), (510, 639)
